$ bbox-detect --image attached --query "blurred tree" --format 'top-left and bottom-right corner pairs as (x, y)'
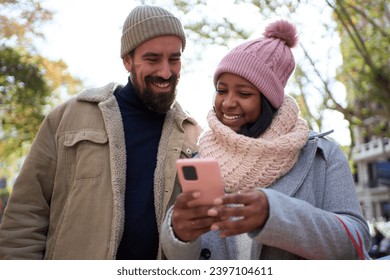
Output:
(0, 0), (82, 183)
(0, 0), (51, 45)
(0, 46), (48, 160)
(330, 0), (390, 143)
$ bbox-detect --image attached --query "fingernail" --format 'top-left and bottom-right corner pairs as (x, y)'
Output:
(211, 225), (219, 231)
(214, 198), (222, 205)
(193, 192), (200, 198)
(208, 209), (217, 216)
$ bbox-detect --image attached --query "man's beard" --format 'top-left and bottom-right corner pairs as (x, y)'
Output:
(130, 70), (178, 114)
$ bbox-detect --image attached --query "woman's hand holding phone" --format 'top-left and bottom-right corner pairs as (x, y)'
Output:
(173, 158), (225, 241)
(173, 158), (269, 241)
(207, 190), (270, 237)
(171, 191), (222, 242)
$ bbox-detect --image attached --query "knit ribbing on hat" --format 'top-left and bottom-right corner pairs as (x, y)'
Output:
(121, 5), (186, 58)
(198, 95), (309, 192)
(213, 20), (298, 109)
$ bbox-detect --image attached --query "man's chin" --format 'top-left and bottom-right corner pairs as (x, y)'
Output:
(150, 103), (174, 114)
(152, 90), (173, 96)
(146, 96), (175, 113)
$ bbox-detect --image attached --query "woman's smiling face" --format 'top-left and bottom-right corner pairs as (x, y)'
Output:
(214, 73), (262, 132)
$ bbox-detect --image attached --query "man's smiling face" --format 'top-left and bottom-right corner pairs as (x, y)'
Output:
(123, 35), (183, 113)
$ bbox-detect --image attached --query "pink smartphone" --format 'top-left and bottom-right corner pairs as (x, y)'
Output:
(176, 158), (224, 206)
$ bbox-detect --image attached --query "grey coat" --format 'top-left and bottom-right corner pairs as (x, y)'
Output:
(161, 132), (371, 259)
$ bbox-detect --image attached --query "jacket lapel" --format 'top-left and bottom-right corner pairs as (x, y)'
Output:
(77, 82), (119, 103)
(271, 137), (319, 196)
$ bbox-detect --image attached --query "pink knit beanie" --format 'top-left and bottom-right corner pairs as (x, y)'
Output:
(213, 20), (298, 108)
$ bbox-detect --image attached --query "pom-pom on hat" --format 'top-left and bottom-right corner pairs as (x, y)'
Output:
(213, 20), (298, 108)
(121, 5), (186, 58)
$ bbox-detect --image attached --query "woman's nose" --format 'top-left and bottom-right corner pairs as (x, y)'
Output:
(223, 94), (237, 108)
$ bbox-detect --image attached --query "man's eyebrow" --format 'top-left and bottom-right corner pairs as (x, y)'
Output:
(141, 52), (182, 58)
(171, 52), (182, 57)
(141, 52), (160, 58)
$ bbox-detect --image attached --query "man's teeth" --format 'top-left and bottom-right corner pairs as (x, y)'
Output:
(153, 82), (170, 88)
(224, 114), (242, 120)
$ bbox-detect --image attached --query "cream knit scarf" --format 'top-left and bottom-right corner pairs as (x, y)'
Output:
(198, 95), (309, 192)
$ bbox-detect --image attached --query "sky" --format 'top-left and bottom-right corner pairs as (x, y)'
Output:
(36, 0), (351, 146)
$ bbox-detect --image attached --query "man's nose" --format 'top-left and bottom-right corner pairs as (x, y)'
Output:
(156, 60), (172, 80)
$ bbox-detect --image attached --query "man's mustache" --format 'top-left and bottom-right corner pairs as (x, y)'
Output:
(145, 75), (178, 85)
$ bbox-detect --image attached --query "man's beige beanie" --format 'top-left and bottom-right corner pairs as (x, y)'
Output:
(120, 5), (186, 58)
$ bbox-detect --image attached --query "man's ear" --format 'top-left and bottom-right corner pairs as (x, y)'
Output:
(122, 54), (132, 72)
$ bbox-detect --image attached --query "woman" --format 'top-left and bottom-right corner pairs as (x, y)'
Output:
(160, 20), (371, 259)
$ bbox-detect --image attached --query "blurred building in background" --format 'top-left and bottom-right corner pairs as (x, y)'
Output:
(352, 117), (390, 221)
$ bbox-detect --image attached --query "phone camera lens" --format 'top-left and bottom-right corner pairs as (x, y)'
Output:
(182, 166), (198, 180)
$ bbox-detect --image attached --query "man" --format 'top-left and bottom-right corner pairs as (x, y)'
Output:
(0, 5), (201, 260)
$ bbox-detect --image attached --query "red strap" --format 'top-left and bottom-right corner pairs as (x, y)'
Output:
(336, 216), (364, 260)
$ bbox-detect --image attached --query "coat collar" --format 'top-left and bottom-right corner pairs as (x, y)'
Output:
(271, 130), (334, 196)
(76, 82), (199, 128)
(77, 82), (119, 103)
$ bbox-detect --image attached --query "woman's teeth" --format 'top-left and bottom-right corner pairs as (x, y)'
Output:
(224, 114), (242, 120)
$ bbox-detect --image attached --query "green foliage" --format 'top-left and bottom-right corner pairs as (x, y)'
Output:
(0, 186), (11, 219)
(0, 45), (48, 158)
(0, 0), (83, 183)
(0, 187), (11, 202)
(0, 0), (53, 47)
(333, 0), (390, 141)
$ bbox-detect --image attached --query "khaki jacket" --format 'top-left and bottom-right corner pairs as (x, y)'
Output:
(0, 83), (201, 259)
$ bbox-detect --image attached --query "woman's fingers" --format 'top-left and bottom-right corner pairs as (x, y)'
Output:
(208, 190), (270, 237)
(173, 211), (220, 241)
(171, 191), (222, 242)
(174, 191), (200, 208)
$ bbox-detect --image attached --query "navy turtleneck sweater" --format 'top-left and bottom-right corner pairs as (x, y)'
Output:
(114, 79), (165, 259)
